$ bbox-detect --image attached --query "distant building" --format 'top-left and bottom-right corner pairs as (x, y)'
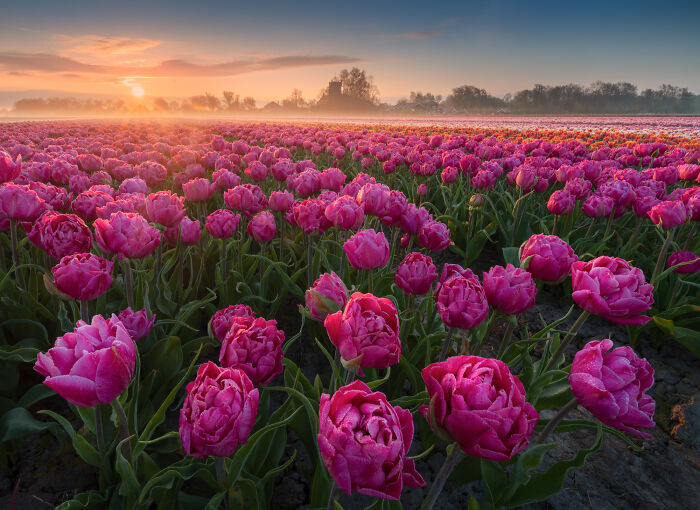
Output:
(328, 80), (342, 98)
(316, 79), (377, 112)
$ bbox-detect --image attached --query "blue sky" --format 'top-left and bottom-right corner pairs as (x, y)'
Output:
(0, 0), (698, 104)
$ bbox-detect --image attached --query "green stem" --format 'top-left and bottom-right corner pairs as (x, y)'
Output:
(602, 210), (615, 240)
(9, 218), (24, 289)
(80, 300), (90, 323)
(624, 217), (643, 258)
(110, 399), (132, 464)
(123, 260), (134, 310)
(682, 223), (697, 252)
(584, 217), (596, 239)
(496, 321), (516, 359)
(544, 309), (591, 372)
(537, 398), (578, 443)
(307, 236), (314, 287)
(155, 243), (162, 278)
(94, 405), (107, 491)
(177, 228), (184, 305)
(651, 228), (675, 285)
(438, 328), (454, 361)
(216, 457), (232, 510)
(326, 484), (340, 510)
(511, 189), (525, 245)
(419, 444), (465, 510)
(220, 238), (227, 282)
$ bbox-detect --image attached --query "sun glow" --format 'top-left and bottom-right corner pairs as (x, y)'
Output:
(131, 85), (145, 98)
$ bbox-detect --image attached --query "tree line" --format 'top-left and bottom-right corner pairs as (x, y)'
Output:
(9, 68), (700, 115)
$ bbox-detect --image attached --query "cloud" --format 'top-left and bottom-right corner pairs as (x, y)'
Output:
(375, 31), (441, 40)
(0, 52), (361, 77)
(56, 34), (161, 56)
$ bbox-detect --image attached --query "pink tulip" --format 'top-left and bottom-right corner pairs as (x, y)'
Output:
(0, 184), (47, 221)
(667, 251), (700, 273)
(145, 191), (186, 227)
(305, 272), (349, 322)
(571, 256), (654, 325)
(182, 178), (214, 202)
(51, 253), (113, 301)
(482, 264), (536, 315)
(212, 169), (241, 192)
(164, 216), (202, 246)
(436, 276), (489, 330)
(117, 307), (155, 341)
(569, 339), (655, 437)
(519, 234), (577, 282)
(179, 362), (258, 458)
(268, 191), (294, 212)
(219, 316), (285, 386)
(324, 292), (400, 374)
(118, 178), (148, 195)
(394, 252), (438, 296)
(33, 211), (93, 260)
(0, 152), (21, 183)
(224, 184), (267, 217)
(343, 229), (389, 270)
(547, 189), (575, 215)
(205, 209), (240, 239)
(441, 166), (459, 184)
(318, 380), (424, 500)
(246, 210), (276, 243)
(324, 195), (364, 231)
(583, 193), (615, 218)
(648, 200), (690, 230)
(94, 212), (161, 259)
(210, 304), (256, 342)
(417, 220), (451, 251)
(293, 199), (330, 234)
(421, 356), (539, 460)
(71, 190), (113, 221)
(34, 314), (136, 407)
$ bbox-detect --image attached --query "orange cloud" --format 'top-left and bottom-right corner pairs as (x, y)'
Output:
(0, 52), (362, 78)
(56, 34), (161, 56)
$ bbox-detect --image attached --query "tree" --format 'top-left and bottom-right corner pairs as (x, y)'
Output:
(242, 97), (257, 111)
(282, 89), (307, 109)
(222, 91), (241, 111)
(335, 68), (379, 103)
(445, 85), (503, 112)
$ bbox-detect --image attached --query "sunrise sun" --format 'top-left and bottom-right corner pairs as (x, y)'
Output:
(131, 85), (145, 98)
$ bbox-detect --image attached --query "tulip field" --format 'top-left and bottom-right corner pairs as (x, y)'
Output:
(1, 118), (699, 509)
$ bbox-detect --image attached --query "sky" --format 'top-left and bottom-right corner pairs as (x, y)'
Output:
(0, 0), (699, 107)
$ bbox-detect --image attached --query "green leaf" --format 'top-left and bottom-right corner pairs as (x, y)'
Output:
(230, 478), (260, 510)
(139, 458), (217, 504)
(481, 458), (508, 507)
(652, 316), (700, 358)
(0, 407), (58, 442)
(38, 409), (101, 467)
(17, 384), (56, 408)
(55, 490), (108, 510)
(115, 436), (141, 496)
(226, 407), (302, 486)
(551, 418), (643, 451)
(502, 246), (521, 267)
(134, 344), (202, 457)
(504, 426), (603, 507)
(0, 344), (39, 362)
